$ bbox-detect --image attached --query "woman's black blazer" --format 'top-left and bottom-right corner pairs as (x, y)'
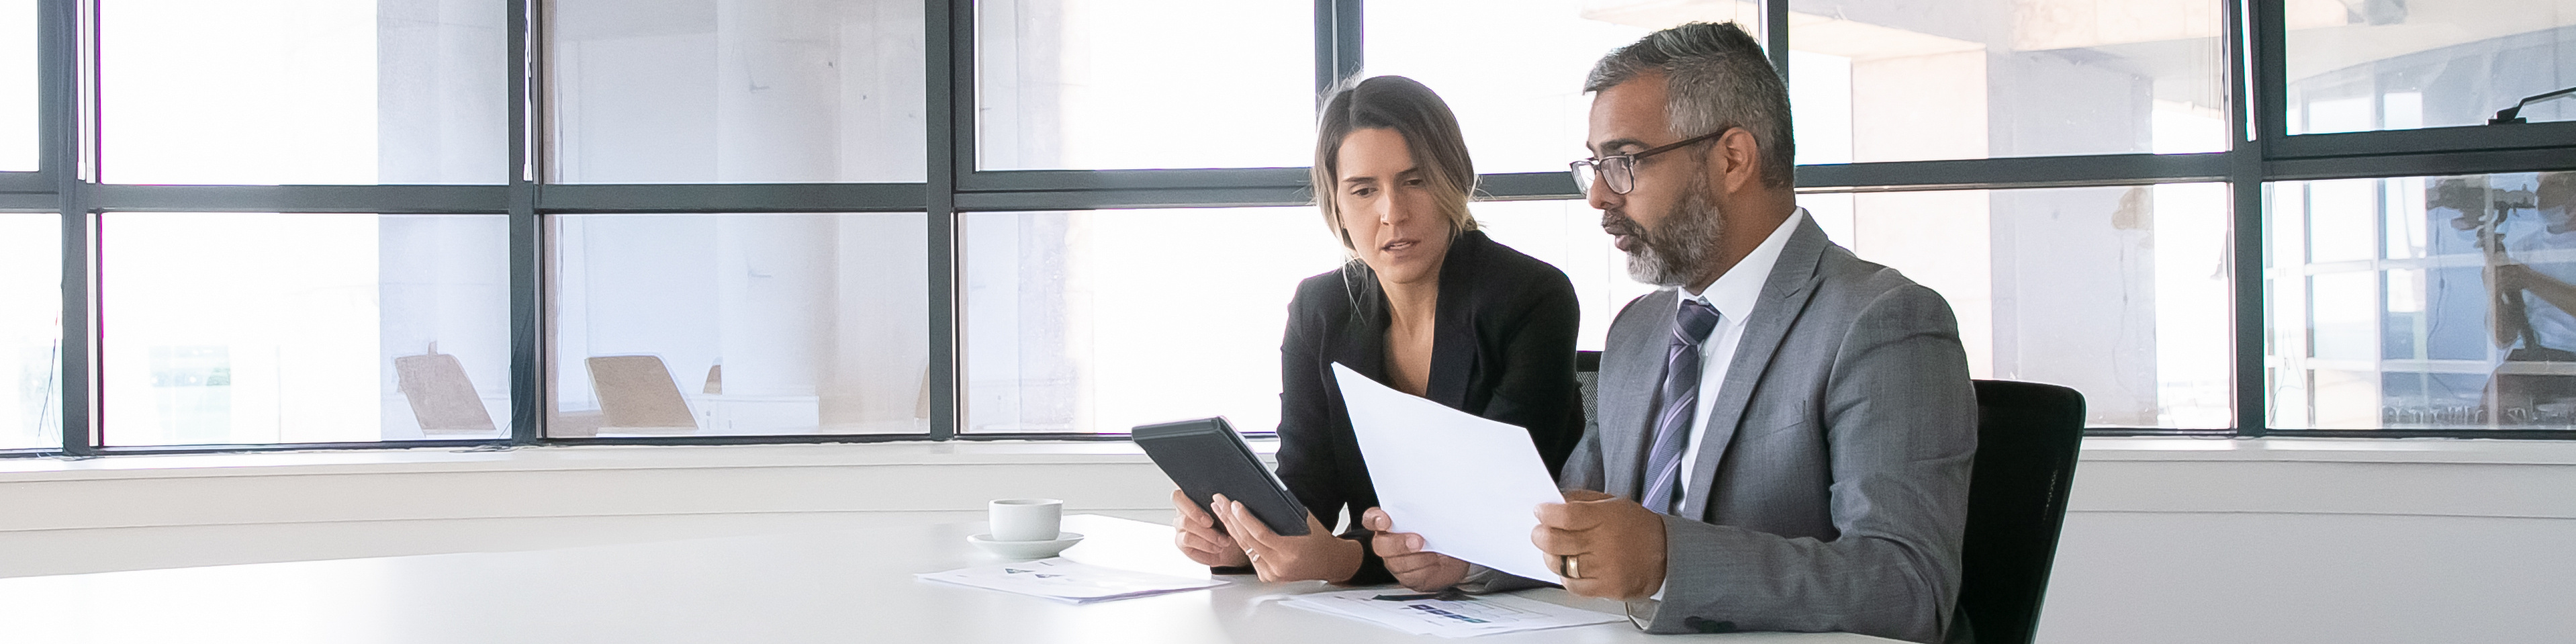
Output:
(1272, 230), (1584, 584)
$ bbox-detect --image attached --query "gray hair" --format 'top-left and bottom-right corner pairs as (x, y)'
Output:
(1583, 21), (1794, 189)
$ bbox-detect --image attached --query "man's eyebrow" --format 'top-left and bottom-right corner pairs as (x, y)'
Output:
(1592, 138), (1647, 156)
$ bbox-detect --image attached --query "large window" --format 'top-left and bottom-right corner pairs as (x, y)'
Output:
(1, 212), (54, 449)
(962, 208), (1337, 433)
(547, 0), (928, 183)
(2270, 172), (2576, 429)
(974, 0), (1313, 171)
(2, 0), (32, 172)
(100, 0), (507, 185)
(1362, 1), (1753, 173)
(2285, 0), (2576, 134)
(1789, 0), (2229, 161)
(550, 213), (929, 436)
(1802, 185), (2235, 428)
(99, 214), (510, 446)
(9, 0), (2575, 456)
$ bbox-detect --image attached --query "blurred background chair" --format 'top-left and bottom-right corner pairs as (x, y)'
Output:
(586, 355), (702, 434)
(394, 346), (495, 434)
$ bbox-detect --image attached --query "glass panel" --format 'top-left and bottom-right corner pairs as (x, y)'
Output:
(2285, 0), (2576, 134)
(100, 214), (510, 446)
(547, 0), (927, 183)
(100, 0), (507, 185)
(1, 213), (58, 449)
(550, 213), (929, 436)
(1789, 0), (2229, 162)
(1, 0), (34, 172)
(1363, 1), (1760, 174)
(1800, 183), (2234, 428)
(975, 0), (1313, 171)
(962, 208), (1341, 433)
(1470, 200), (1660, 351)
(2270, 171), (2576, 430)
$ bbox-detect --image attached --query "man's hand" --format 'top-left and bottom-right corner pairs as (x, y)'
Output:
(1220, 494), (1364, 583)
(2497, 263), (2544, 291)
(1362, 507), (1470, 591)
(1533, 490), (1667, 599)
(1170, 490), (1251, 567)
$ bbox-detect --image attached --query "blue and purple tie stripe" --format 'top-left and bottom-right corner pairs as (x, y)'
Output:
(1640, 297), (1722, 516)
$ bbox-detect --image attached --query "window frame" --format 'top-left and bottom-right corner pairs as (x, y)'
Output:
(6, 0), (2575, 459)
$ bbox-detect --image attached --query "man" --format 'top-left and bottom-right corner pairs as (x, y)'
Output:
(2487, 171), (2576, 416)
(1361, 21), (1977, 643)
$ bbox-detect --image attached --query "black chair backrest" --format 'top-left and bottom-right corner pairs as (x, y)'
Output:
(1958, 379), (2086, 644)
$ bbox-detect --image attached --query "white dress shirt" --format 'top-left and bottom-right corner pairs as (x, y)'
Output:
(1669, 208), (1806, 512)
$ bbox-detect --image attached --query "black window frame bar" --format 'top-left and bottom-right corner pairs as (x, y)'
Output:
(9, 0), (2576, 460)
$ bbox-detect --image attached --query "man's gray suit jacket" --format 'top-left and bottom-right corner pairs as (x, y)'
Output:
(1563, 215), (1977, 643)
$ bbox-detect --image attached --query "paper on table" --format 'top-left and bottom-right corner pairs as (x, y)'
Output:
(1279, 588), (1621, 638)
(915, 558), (1226, 604)
(1330, 363), (1563, 584)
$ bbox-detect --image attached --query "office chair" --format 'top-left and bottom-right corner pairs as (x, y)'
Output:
(1956, 379), (2086, 644)
(585, 355), (703, 434)
(394, 349), (496, 434)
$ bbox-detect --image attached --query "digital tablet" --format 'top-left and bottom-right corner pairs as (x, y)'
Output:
(1132, 417), (1311, 536)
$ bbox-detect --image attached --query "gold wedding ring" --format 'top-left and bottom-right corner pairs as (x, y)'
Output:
(1560, 554), (1583, 580)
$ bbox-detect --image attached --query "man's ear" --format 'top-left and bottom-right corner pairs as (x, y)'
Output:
(1714, 128), (1761, 193)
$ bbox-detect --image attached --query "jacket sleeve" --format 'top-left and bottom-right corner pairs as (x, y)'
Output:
(1645, 284), (1978, 643)
(1272, 287), (1341, 528)
(1267, 285), (1395, 585)
(1474, 273), (1585, 479)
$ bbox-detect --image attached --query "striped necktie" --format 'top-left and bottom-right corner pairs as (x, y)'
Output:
(1640, 297), (1722, 516)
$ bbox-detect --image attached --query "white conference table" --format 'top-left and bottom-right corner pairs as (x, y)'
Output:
(0, 514), (1897, 643)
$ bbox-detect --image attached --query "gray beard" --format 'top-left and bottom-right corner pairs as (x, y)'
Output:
(1622, 177), (1725, 287)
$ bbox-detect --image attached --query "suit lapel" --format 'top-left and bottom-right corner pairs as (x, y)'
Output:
(1679, 218), (1831, 520)
(1598, 289), (1675, 500)
(1424, 233), (1483, 408)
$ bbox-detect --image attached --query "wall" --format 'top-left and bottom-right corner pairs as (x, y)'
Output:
(0, 438), (2570, 644)
(2035, 439), (2576, 644)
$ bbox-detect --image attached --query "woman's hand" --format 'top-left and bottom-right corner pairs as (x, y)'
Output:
(1171, 490), (1251, 567)
(1217, 494), (1363, 583)
(1363, 507), (1471, 591)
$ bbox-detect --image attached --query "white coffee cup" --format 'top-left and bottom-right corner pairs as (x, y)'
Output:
(988, 498), (1064, 543)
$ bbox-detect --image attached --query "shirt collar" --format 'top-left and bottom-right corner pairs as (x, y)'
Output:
(1679, 208), (1807, 323)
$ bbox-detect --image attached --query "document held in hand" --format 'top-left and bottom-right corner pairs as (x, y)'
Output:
(1330, 363), (1563, 584)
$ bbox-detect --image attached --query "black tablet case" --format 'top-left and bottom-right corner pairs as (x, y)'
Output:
(1132, 417), (1311, 536)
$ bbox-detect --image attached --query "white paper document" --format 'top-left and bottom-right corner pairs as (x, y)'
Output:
(1281, 588), (1622, 638)
(1330, 363), (1565, 583)
(915, 558), (1226, 604)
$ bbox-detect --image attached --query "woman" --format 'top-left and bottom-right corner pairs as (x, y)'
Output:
(1170, 76), (1585, 585)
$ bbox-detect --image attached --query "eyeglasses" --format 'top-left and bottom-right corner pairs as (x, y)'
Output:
(1569, 130), (1728, 195)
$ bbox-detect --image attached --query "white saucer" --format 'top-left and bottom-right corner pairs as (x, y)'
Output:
(966, 532), (1085, 559)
